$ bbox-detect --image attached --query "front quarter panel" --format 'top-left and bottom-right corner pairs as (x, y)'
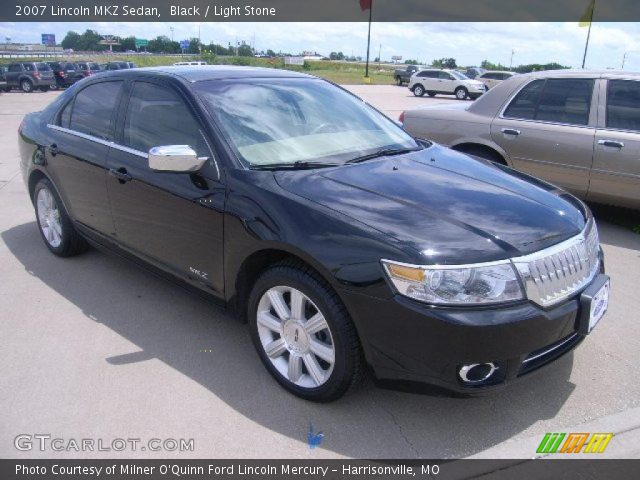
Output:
(223, 169), (420, 304)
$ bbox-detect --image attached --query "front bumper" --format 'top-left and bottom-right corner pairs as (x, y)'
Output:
(340, 273), (608, 394)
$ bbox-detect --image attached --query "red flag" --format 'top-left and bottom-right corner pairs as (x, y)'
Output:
(359, 0), (372, 11)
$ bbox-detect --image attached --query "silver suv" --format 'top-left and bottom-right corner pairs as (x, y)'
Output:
(407, 68), (487, 100)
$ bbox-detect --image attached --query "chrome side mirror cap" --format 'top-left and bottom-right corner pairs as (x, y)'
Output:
(148, 145), (207, 173)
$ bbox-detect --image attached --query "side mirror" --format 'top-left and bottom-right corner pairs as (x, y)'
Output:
(148, 145), (207, 173)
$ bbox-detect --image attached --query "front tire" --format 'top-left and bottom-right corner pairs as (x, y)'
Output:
(20, 79), (33, 93)
(34, 178), (88, 257)
(248, 263), (364, 402)
(395, 76), (403, 86)
(455, 86), (469, 100)
(412, 84), (425, 97)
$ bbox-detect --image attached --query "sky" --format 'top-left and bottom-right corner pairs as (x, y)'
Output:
(1, 22), (639, 69)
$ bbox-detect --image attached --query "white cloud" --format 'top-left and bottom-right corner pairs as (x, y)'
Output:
(0, 21), (639, 69)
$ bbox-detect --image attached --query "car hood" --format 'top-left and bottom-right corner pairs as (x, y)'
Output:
(275, 145), (586, 265)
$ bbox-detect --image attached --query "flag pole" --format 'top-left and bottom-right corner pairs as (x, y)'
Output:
(581, 1), (595, 69)
(365, 1), (373, 78)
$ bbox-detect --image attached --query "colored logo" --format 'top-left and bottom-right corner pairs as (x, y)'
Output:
(307, 423), (324, 449)
(537, 432), (613, 454)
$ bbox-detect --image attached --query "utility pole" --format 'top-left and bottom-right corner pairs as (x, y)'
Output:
(170, 27), (174, 42)
(378, 44), (381, 64)
(509, 49), (515, 70)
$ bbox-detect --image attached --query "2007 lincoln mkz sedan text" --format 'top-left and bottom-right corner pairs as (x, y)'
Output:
(18, 66), (610, 402)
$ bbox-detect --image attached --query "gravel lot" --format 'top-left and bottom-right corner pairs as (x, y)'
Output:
(1, 86), (639, 459)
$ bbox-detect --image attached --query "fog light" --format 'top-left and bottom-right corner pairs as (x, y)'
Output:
(459, 363), (498, 384)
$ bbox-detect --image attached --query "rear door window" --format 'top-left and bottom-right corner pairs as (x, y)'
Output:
(37, 63), (51, 71)
(23, 64), (36, 72)
(535, 79), (594, 125)
(505, 78), (594, 125)
(69, 81), (123, 140)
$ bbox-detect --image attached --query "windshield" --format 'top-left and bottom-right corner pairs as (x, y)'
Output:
(450, 71), (470, 80)
(195, 78), (419, 166)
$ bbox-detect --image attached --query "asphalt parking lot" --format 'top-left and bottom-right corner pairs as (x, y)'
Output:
(1, 86), (639, 459)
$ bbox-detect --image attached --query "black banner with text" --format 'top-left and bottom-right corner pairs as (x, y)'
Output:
(3, 0), (640, 22)
(1, 459), (639, 480)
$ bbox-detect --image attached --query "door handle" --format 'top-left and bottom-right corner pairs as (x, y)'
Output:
(48, 143), (58, 156)
(109, 167), (133, 183)
(598, 139), (625, 149)
(502, 128), (521, 136)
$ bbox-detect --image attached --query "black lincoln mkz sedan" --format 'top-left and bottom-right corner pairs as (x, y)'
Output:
(19, 66), (610, 401)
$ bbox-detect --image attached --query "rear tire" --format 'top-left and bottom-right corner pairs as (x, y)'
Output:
(412, 84), (425, 97)
(248, 262), (365, 402)
(34, 178), (88, 257)
(395, 76), (403, 86)
(455, 87), (469, 100)
(20, 79), (33, 93)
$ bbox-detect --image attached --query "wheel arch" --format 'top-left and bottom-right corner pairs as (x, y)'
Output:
(450, 140), (510, 166)
(27, 169), (49, 203)
(232, 246), (342, 324)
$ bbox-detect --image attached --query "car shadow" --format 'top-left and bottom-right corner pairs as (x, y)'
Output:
(591, 204), (640, 252)
(2, 222), (577, 458)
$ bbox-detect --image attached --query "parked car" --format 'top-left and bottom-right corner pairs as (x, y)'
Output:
(104, 61), (131, 70)
(477, 70), (517, 89)
(47, 62), (78, 89)
(4, 62), (55, 92)
(19, 67), (609, 401)
(174, 61), (208, 66)
(393, 65), (426, 86)
(463, 67), (487, 79)
(0, 66), (7, 92)
(127, 62), (137, 68)
(408, 68), (487, 100)
(73, 62), (102, 79)
(400, 70), (640, 210)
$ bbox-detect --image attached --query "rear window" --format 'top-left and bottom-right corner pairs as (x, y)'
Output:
(36, 63), (51, 71)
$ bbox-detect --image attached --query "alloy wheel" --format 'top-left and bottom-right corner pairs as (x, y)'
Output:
(256, 286), (335, 388)
(36, 187), (63, 248)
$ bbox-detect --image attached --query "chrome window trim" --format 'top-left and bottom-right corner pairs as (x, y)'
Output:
(47, 123), (221, 175)
(48, 123), (148, 159)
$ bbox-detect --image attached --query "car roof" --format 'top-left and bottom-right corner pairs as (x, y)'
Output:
(524, 69), (640, 79)
(94, 65), (314, 82)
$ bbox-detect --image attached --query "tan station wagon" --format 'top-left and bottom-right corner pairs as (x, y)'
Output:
(401, 70), (640, 210)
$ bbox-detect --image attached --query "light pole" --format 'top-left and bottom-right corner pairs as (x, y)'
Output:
(509, 49), (515, 70)
(621, 51), (640, 69)
(170, 27), (174, 42)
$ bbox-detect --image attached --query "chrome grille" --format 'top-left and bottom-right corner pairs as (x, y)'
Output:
(512, 221), (600, 307)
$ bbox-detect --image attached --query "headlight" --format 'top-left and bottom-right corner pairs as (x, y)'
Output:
(382, 260), (524, 305)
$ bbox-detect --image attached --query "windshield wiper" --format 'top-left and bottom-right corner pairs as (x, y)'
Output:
(250, 160), (340, 170)
(345, 147), (422, 164)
